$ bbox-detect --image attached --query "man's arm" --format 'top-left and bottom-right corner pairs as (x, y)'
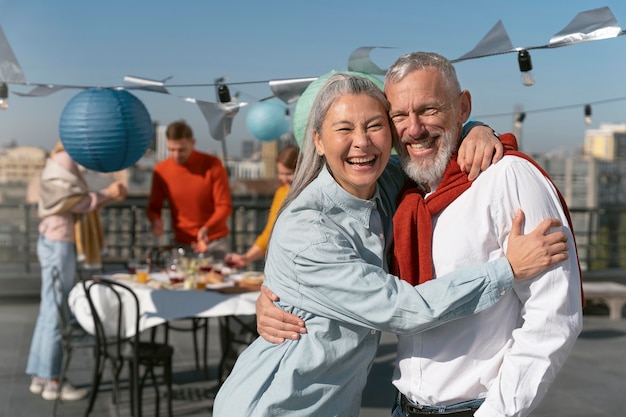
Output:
(146, 170), (166, 236)
(257, 210), (570, 344)
(202, 162), (232, 238)
(476, 159), (583, 417)
(458, 122), (518, 181)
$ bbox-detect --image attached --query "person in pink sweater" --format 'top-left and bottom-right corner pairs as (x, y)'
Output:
(27, 141), (126, 401)
(147, 120), (233, 256)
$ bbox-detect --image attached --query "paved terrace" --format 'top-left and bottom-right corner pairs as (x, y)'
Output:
(1, 290), (625, 417)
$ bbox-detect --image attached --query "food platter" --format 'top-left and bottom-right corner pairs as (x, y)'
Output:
(106, 265), (264, 293)
(206, 271), (265, 292)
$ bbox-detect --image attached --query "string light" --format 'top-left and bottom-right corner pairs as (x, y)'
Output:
(515, 112), (526, 129)
(517, 50), (535, 87)
(217, 84), (231, 103)
(476, 96), (626, 121)
(0, 82), (8, 110)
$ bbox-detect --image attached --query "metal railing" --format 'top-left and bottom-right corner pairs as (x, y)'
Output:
(1, 200), (626, 274)
(0, 195), (274, 274)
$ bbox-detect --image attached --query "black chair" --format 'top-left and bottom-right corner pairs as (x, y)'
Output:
(218, 315), (258, 383)
(162, 318), (210, 379)
(50, 266), (96, 417)
(82, 276), (174, 417)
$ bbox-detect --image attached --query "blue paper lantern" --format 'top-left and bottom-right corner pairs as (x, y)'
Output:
(59, 89), (153, 172)
(293, 71), (384, 147)
(245, 99), (290, 142)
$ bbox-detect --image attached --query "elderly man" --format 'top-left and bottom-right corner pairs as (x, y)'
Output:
(385, 52), (582, 417)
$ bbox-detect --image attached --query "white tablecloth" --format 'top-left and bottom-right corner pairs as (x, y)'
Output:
(69, 272), (259, 337)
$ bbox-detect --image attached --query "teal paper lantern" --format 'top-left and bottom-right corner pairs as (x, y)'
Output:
(245, 99), (290, 142)
(293, 71), (384, 147)
(59, 89), (153, 172)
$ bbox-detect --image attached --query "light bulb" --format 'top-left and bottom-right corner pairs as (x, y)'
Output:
(520, 71), (535, 87)
(0, 100), (7, 110)
(517, 50), (535, 87)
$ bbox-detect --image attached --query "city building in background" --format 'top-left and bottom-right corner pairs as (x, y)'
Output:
(0, 144), (46, 202)
(584, 123), (626, 161)
(2, 123), (626, 293)
(240, 140), (257, 160)
(537, 155), (626, 208)
(1, 123), (624, 207)
(0, 145), (46, 184)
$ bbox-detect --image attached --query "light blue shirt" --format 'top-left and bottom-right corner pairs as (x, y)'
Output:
(213, 160), (513, 417)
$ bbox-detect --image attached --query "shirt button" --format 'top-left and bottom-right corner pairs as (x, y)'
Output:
(370, 329), (376, 335)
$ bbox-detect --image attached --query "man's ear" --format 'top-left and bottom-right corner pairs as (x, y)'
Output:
(459, 90), (472, 122)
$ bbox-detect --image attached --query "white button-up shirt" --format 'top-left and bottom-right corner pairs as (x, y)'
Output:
(393, 155), (583, 417)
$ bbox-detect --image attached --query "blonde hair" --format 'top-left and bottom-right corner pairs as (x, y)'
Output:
(50, 141), (65, 156)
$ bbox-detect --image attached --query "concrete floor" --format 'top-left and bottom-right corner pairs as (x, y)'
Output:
(1, 297), (625, 417)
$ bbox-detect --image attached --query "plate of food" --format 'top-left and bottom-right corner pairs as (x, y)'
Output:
(229, 271), (265, 291)
(204, 269), (236, 290)
(109, 272), (135, 282)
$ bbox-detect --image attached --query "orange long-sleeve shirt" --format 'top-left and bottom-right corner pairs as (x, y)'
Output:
(252, 183), (290, 253)
(147, 150), (232, 245)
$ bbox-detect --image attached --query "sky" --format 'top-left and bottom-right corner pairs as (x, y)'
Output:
(1, 0), (626, 158)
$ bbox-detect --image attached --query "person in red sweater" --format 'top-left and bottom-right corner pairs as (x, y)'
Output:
(147, 120), (232, 255)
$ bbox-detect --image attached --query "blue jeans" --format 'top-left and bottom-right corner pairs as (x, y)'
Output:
(391, 391), (485, 416)
(25, 236), (77, 379)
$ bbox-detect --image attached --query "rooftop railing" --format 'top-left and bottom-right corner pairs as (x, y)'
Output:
(1, 199), (626, 275)
(0, 195), (274, 274)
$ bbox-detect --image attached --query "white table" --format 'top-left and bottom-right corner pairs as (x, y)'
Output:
(69, 272), (260, 337)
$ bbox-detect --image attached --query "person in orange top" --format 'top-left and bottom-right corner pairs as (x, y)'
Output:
(147, 120), (232, 255)
(225, 145), (299, 268)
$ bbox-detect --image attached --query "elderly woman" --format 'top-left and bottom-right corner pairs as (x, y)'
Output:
(212, 74), (567, 416)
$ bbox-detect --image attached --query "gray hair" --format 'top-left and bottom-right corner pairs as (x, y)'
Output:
(281, 73), (390, 211)
(385, 52), (461, 99)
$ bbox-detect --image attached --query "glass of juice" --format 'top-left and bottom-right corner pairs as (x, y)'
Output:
(136, 265), (150, 283)
(196, 273), (207, 290)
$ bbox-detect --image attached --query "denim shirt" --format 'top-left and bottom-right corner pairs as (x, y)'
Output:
(213, 161), (513, 417)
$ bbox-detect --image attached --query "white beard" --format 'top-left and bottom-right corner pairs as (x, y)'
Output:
(399, 132), (456, 186)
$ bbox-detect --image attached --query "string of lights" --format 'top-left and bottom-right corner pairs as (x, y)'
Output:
(474, 96), (626, 122)
(1, 6), (625, 146)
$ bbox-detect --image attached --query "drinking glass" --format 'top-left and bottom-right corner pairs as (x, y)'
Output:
(127, 258), (140, 274)
(136, 265), (149, 283)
